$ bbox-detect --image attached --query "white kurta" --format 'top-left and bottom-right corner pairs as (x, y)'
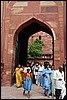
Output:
(53, 70), (64, 89)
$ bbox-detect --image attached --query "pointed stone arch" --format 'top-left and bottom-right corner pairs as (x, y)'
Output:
(11, 16), (55, 74)
(13, 16), (56, 45)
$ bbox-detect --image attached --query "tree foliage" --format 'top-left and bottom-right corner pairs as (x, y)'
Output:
(28, 39), (45, 57)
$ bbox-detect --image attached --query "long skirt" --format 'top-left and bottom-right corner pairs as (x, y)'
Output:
(23, 76), (32, 91)
(16, 74), (22, 87)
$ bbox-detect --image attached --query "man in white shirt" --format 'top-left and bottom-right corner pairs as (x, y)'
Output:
(53, 65), (65, 99)
(37, 63), (44, 86)
(33, 63), (39, 84)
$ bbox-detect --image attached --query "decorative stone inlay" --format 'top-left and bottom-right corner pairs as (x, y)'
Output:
(61, 1), (63, 6)
(8, 34), (12, 37)
(6, 71), (11, 75)
(11, 8), (24, 14)
(13, 1), (28, 7)
(40, 1), (56, 6)
(6, 1), (10, 6)
(51, 28), (56, 40)
(8, 50), (13, 54)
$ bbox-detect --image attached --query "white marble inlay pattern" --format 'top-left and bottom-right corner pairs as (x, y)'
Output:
(13, 1), (28, 7)
(40, 1), (56, 6)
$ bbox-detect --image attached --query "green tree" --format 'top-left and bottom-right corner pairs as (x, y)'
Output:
(28, 39), (45, 57)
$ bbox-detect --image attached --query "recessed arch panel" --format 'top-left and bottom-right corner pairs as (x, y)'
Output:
(13, 17), (55, 66)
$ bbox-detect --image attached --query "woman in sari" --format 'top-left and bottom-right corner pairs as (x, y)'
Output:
(15, 64), (24, 88)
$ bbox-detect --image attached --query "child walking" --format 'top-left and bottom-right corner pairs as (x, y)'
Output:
(23, 67), (32, 98)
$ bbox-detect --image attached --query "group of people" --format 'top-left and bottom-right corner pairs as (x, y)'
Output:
(13, 61), (66, 99)
(32, 61), (66, 99)
(13, 64), (32, 98)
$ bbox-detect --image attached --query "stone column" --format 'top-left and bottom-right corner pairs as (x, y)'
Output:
(63, 1), (66, 59)
(1, 1), (6, 63)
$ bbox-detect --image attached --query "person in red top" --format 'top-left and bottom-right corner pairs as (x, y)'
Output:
(23, 67), (32, 98)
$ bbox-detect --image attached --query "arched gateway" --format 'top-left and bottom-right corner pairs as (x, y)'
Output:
(13, 17), (55, 66)
(12, 17), (55, 85)
(1, 1), (66, 86)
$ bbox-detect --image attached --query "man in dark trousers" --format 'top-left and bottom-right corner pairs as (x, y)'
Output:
(53, 65), (65, 99)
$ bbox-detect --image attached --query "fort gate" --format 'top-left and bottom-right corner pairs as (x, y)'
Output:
(1, 1), (66, 85)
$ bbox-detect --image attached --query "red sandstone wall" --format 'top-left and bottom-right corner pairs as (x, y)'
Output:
(28, 31), (52, 54)
(1, 1), (65, 85)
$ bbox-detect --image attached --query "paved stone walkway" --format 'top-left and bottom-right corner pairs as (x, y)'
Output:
(1, 84), (56, 99)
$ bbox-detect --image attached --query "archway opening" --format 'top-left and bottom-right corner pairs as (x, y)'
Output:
(15, 21), (54, 67)
(13, 18), (54, 83)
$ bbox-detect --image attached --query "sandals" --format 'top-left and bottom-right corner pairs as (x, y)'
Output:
(27, 94), (30, 98)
